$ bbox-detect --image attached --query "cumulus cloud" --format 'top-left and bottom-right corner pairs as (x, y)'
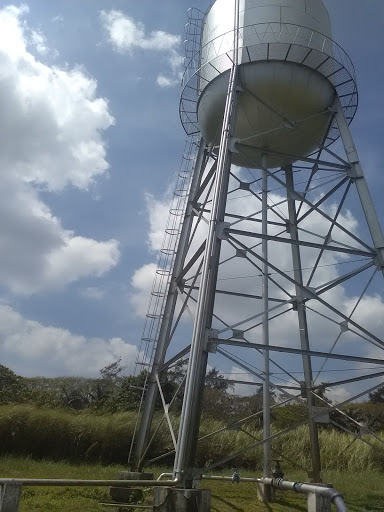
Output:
(80, 287), (105, 301)
(0, 305), (138, 377)
(325, 386), (351, 404)
(144, 193), (171, 252)
(29, 29), (50, 56)
(128, 193), (171, 317)
(100, 9), (183, 87)
(130, 263), (157, 317)
(228, 366), (260, 397)
(0, 5), (119, 294)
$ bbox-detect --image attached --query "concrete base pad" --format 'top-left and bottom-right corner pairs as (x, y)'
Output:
(153, 487), (211, 512)
(256, 482), (275, 503)
(307, 493), (331, 512)
(0, 484), (22, 512)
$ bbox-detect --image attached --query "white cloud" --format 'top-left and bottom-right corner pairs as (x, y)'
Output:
(44, 236), (119, 289)
(145, 193), (171, 252)
(130, 263), (157, 317)
(0, 304), (138, 377)
(157, 74), (179, 88)
(51, 14), (64, 24)
(325, 386), (351, 404)
(157, 49), (183, 88)
(100, 10), (179, 52)
(80, 287), (105, 301)
(0, 5), (119, 294)
(29, 30), (49, 56)
(129, 193), (190, 318)
(100, 9), (182, 87)
(228, 366), (260, 397)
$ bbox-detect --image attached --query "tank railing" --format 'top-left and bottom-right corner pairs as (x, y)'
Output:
(181, 25), (356, 100)
(180, 22), (358, 145)
(182, 22), (356, 86)
(155, 473), (347, 512)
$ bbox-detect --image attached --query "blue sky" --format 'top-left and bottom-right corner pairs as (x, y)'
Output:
(0, 0), (384, 381)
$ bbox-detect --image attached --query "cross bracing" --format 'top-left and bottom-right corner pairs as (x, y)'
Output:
(131, 7), (384, 487)
(130, 121), (384, 484)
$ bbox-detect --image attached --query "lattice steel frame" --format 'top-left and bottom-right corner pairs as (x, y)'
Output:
(131, 3), (384, 490)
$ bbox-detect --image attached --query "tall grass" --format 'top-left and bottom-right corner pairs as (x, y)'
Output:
(0, 405), (383, 471)
(0, 405), (137, 464)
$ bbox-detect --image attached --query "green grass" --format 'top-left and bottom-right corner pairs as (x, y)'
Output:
(0, 457), (119, 511)
(0, 405), (383, 510)
(0, 457), (383, 511)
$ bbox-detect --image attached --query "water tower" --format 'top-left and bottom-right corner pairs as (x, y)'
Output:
(130, 0), (384, 508)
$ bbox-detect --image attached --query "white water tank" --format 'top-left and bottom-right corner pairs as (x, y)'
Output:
(194, 0), (347, 169)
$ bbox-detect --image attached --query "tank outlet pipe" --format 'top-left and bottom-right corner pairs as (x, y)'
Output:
(0, 477), (180, 488)
(261, 478), (347, 512)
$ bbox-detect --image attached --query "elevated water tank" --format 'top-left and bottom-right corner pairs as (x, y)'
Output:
(180, 0), (358, 169)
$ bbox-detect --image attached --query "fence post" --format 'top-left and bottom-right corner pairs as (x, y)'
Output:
(0, 484), (22, 512)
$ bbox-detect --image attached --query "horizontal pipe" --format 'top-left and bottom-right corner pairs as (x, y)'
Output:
(203, 475), (260, 483)
(157, 473), (260, 483)
(0, 478), (180, 488)
(157, 473), (173, 481)
(0, 475), (347, 511)
(158, 474), (347, 510)
(261, 478), (347, 512)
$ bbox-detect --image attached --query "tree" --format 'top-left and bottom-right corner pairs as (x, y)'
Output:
(0, 365), (27, 404)
(99, 357), (124, 381)
(205, 367), (234, 393)
(111, 371), (149, 412)
(369, 385), (384, 404)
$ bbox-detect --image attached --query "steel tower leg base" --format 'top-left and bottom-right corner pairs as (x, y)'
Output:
(307, 493), (331, 512)
(109, 472), (153, 504)
(153, 487), (211, 512)
(256, 482), (275, 503)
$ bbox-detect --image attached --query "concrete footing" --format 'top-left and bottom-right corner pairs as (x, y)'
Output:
(0, 484), (22, 512)
(153, 487), (211, 512)
(307, 493), (331, 512)
(256, 482), (275, 503)
(109, 471), (153, 504)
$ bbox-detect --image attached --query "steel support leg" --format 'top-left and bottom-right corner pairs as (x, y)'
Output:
(173, 1), (241, 486)
(285, 165), (322, 482)
(335, 99), (384, 271)
(132, 140), (208, 470)
(261, 158), (271, 478)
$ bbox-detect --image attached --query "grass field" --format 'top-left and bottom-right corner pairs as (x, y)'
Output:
(1, 405), (384, 473)
(0, 457), (383, 511)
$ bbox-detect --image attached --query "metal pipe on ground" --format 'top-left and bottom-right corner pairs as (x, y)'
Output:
(0, 475), (347, 512)
(260, 478), (347, 512)
(0, 478), (179, 488)
(157, 473), (347, 511)
(157, 473), (260, 483)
